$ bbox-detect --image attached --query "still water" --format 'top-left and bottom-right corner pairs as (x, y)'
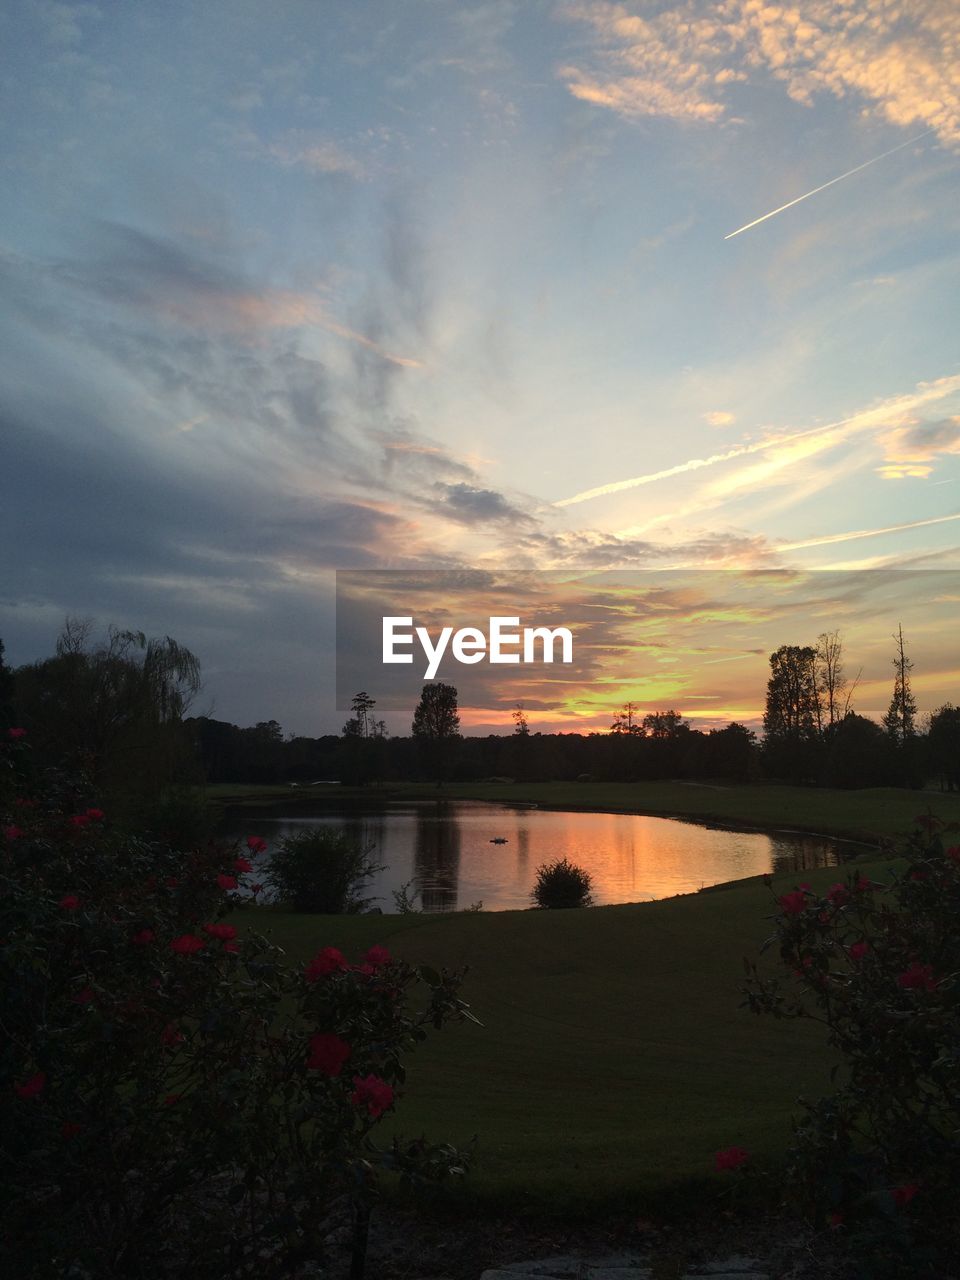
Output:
(233, 800), (861, 913)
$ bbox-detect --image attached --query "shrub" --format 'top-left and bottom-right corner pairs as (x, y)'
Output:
(268, 827), (383, 913)
(532, 857), (593, 908)
(1, 741), (474, 1277)
(743, 818), (960, 1275)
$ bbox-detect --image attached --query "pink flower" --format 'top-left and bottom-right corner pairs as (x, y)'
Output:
(169, 934), (205, 955)
(892, 1183), (920, 1207)
(69, 814), (90, 830)
(223, 940), (240, 954)
(946, 845), (960, 864)
(848, 941), (870, 961)
(246, 836), (268, 854)
(59, 895), (81, 912)
(85, 807), (105, 821)
(131, 929), (156, 946)
(202, 923), (238, 942)
(350, 1073), (394, 1118)
(250, 882), (264, 895)
(826, 883), (849, 906)
(854, 875), (873, 892)
(306, 1032), (352, 1076)
(3, 824), (22, 841)
(72, 986), (95, 1005)
(61, 1121), (83, 1140)
(14, 1072), (46, 1100)
(778, 890), (807, 915)
(234, 857), (253, 873)
(165, 877), (179, 889)
(161, 1024), (185, 1047)
(362, 944), (392, 969)
(897, 962), (936, 992)
(8, 727), (27, 739)
(216, 874), (238, 891)
(305, 947), (349, 982)
(714, 1145), (749, 1172)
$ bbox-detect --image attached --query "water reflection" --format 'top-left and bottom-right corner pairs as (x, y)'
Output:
(228, 800), (864, 914)
(413, 802), (461, 912)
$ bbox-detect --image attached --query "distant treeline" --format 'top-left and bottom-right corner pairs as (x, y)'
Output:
(186, 711), (959, 791)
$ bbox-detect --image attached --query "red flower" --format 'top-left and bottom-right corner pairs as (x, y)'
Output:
(8, 727), (27, 739)
(161, 1023), (185, 1047)
(778, 890), (807, 915)
(216, 874), (238, 891)
(828, 1212), (844, 1229)
(306, 1032), (352, 1076)
(72, 986), (95, 1005)
(848, 941), (870, 961)
(59, 895), (80, 912)
(892, 1183), (920, 1207)
(169, 934), (205, 955)
(826, 883), (849, 906)
(203, 922), (238, 942)
(305, 947), (349, 982)
(854, 875), (873, 892)
(250, 882), (264, 895)
(909, 868), (928, 882)
(131, 928), (156, 946)
(61, 1121), (83, 1140)
(85, 808), (105, 821)
(350, 1074), (394, 1118)
(14, 1072), (46, 1100)
(223, 940), (240, 953)
(363, 944), (392, 969)
(246, 835), (268, 854)
(3, 824), (22, 841)
(897, 962), (936, 992)
(69, 814), (90, 829)
(946, 845), (960, 864)
(165, 877), (179, 889)
(714, 1145), (749, 1172)
(234, 857), (253, 873)
(163, 1094), (182, 1107)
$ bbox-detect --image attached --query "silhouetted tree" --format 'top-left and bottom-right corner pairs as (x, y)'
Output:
(882, 625), (920, 787)
(815, 630), (858, 727)
(762, 645), (822, 781)
(412, 683), (460, 784)
(928, 704), (960, 792)
(611, 702), (643, 734)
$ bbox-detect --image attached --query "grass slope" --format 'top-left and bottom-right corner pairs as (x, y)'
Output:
(237, 857), (894, 1214)
(209, 780), (960, 843)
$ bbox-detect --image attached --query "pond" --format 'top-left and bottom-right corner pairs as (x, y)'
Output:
(227, 800), (865, 912)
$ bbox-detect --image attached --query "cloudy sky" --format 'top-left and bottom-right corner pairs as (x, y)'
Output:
(2, 0), (959, 735)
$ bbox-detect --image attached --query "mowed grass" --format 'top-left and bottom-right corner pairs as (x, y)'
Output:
(209, 779), (960, 843)
(235, 857), (896, 1214)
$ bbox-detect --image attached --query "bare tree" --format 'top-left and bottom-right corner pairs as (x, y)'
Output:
(815, 630), (859, 726)
(882, 624), (918, 746)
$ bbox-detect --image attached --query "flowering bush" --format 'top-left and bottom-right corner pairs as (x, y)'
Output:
(531, 857), (593, 909)
(743, 819), (960, 1275)
(1, 741), (474, 1277)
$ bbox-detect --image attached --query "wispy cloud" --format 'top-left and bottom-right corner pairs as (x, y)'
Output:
(558, 1), (960, 147)
(556, 375), (960, 507)
(778, 511), (960, 552)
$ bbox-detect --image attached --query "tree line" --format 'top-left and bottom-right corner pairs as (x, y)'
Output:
(2, 621), (957, 803)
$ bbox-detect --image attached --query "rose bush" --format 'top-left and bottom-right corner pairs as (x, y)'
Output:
(743, 818), (960, 1276)
(1, 734), (474, 1277)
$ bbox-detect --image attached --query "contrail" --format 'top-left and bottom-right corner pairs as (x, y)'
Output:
(778, 510), (960, 551)
(724, 130), (934, 240)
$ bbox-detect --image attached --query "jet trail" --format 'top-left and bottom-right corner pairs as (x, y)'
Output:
(778, 511), (960, 551)
(724, 130), (934, 240)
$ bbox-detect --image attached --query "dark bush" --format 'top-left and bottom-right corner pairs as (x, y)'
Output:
(267, 827), (383, 912)
(532, 857), (593, 908)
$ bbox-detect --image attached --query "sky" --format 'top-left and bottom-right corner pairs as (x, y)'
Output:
(1, 0), (959, 736)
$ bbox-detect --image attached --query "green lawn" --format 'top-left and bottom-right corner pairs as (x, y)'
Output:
(236, 856), (896, 1215)
(210, 778), (960, 843)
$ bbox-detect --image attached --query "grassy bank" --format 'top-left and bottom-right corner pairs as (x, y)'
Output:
(210, 778), (960, 843)
(235, 856), (895, 1215)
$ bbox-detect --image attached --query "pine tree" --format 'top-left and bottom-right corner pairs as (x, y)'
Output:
(882, 624), (917, 747)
